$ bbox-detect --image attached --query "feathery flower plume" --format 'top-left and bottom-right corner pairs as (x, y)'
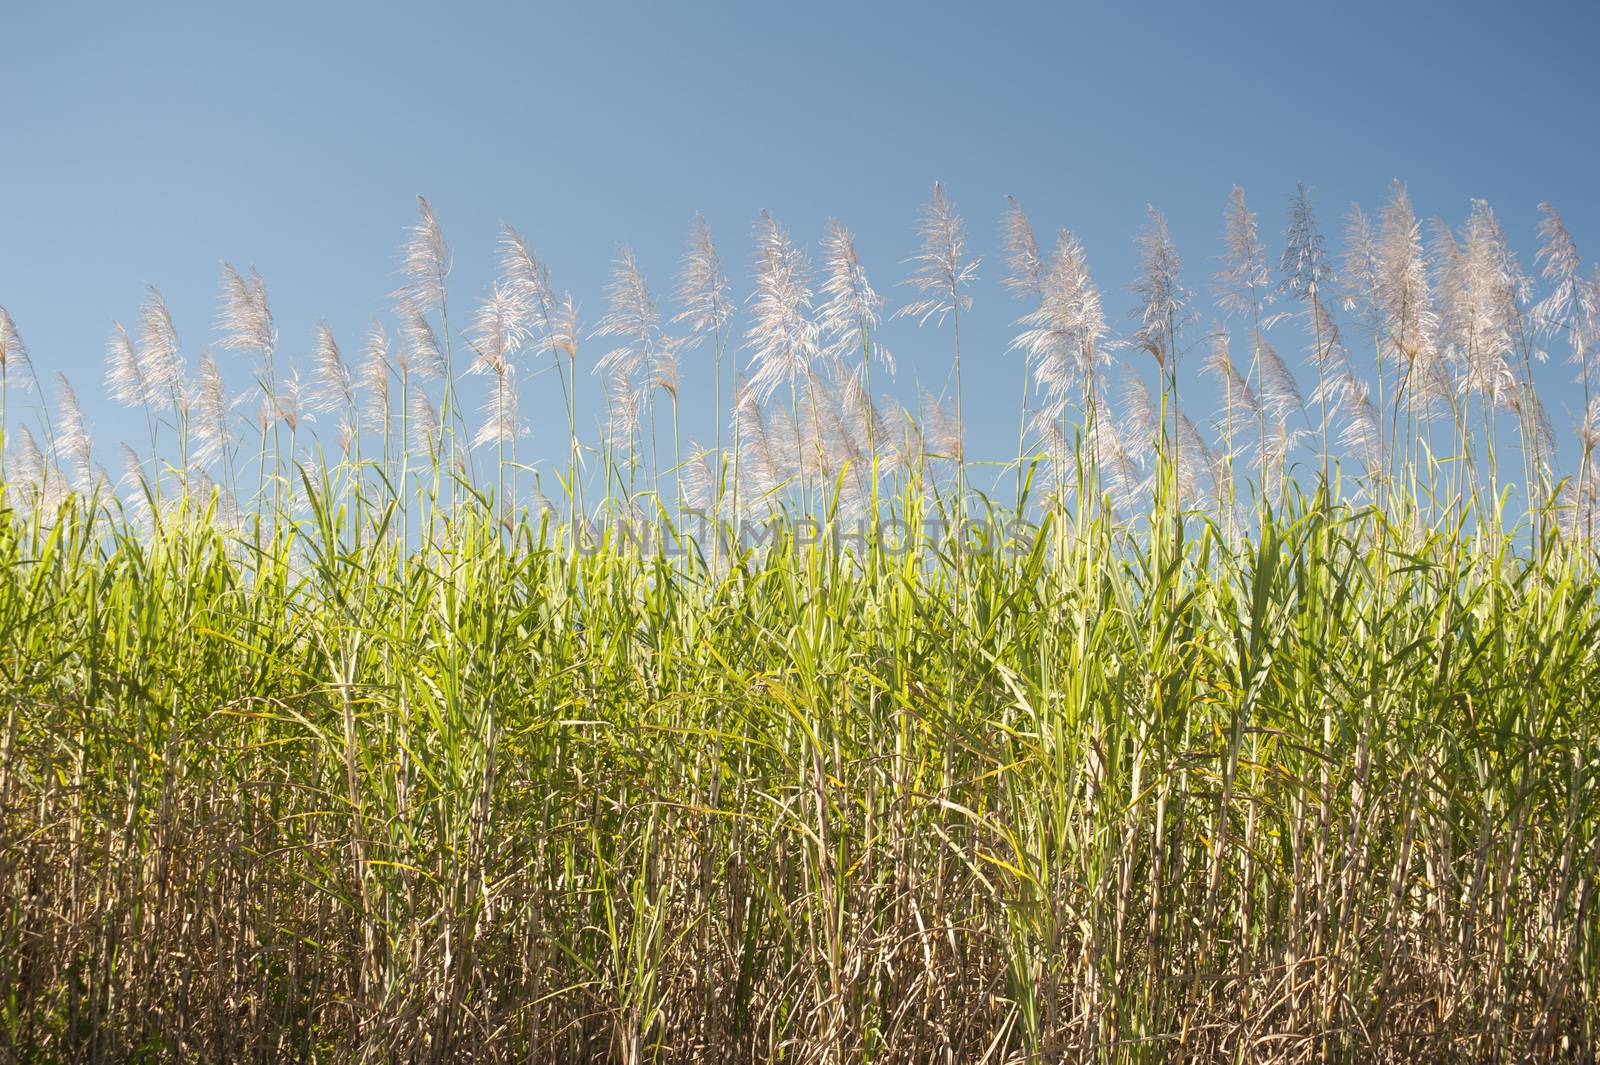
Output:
(468, 283), (532, 379)
(185, 467), (241, 531)
(791, 385), (829, 484)
(838, 361), (893, 472)
(274, 370), (303, 433)
(1378, 184), (1434, 352)
(498, 235), (576, 510)
(1308, 313), (1385, 481)
(735, 384), (785, 506)
(682, 443), (720, 514)
(1485, 204), (1534, 337)
(1535, 203), (1583, 327)
(900, 184), (978, 501)
(819, 217), (896, 378)
(594, 250), (665, 490)
(217, 264), (275, 361)
(1590, 265), (1600, 361)
(593, 246), (661, 384)
(818, 219), (890, 374)
(896, 182), (979, 326)
(55, 374), (93, 492)
(1001, 195), (1046, 300)
(334, 416), (359, 459)
(191, 349), (236, 468)
(1119, 371), (1160, 463)
(654, 334), (683, 399)
(397, 195), (450, 313)
(674, 215), (733, 340)
(1559, 480), (1599, 542)
(605, 368), (643, 443)
(530, 483), (557, 524)
(1436, 202), (1522, 408)
(1280, 183), (1333, 303)
(473, 365), (519, 450)
(1089, 403), (1143, 513)
(1133, 206), (1196, 511)
(1508, 377), (1557, 470)
(0, 305), (34, 390)
(498, 225), (553, 310)
(12, 427), (50, 508)
(139, 287), (185, 406)
(1278, 185), (1345, 477)
(106, 321), (153, 410)
(359, 321), (392, 434)
(1302, 295), (1343, 378)
(116, 444), (143, 485)
(220, 266), (283, 469)
(546, 293), (581, 365)
(1202, 328), (1261, 451)
(1261, 419), (1306, 492)
(1173, 405), (1218, 505)
(1215, 186), (1271, 315)
(185, 465), (216, 511)
(766, 400), (803, 483)
(1027, 417), (1074, 511)
(1133, 206), (1192, 367)
(498, 225), (561, 347)
(1377, 182), (1443, 413)
(117, 442), (151, 519)
(1256, 334), (1304, 422)
(408, 390), (441, 457)
(1535, 203), (1596, 386)
(919, 390), (964, 464)
(1014, 229), (1108, 419)
(1572, 396), (1600, 532)
(814, 385), (870, 514)
(744, 212), (818, 402)
(91, 462), (113, 497)
(1430, 218), (1467, 344)
(889, 405), (923, 474)
(1581, 395), (1600, 456)
(1341, 204), (1382, 328)
(398, 299), (445, 380)
(1214, 187), (1279, 495)
(310, 323), (354, 414)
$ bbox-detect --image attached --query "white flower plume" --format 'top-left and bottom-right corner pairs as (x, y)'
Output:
(593, 246), (661, 384)
(139, 287), (185, 408)
(818, 218), (890, 375)
(0, 305), (35, 390)
(1002, 195), (1046, 300)
(311, 322), (354, 414)
(1215, 186), (1270, 316)
(744, 212), (818, 403)
(55, 373), (93, 492)
(398, 298), (445, 380)
(1133, 206), (1193, 367)
(217, 263), (275, 362)
(673, 215), (733, 341)
(396, 195), (450, 313)
(192, 348), (237, 469)
(896, 182), (979, 327)
(360, 320), (392, 435)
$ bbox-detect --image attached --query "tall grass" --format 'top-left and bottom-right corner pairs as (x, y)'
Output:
(0, 183), (1598, 1062)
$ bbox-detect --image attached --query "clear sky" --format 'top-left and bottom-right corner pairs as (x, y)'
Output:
(4, 0), (1598, 498)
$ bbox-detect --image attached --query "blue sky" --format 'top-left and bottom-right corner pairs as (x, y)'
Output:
(4, 0), (1598, 498)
